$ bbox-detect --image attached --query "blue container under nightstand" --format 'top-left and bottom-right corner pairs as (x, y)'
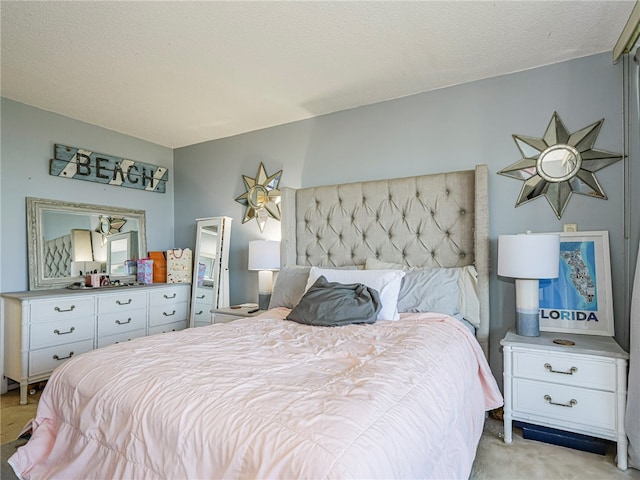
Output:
(514, 421), (609, 455)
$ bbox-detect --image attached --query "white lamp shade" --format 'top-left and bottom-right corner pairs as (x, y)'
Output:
(498, 233), (560, 279)
(248, 240), (280, 271)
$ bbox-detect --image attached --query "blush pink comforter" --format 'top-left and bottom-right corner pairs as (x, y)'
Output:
(10, 309), (502, 479)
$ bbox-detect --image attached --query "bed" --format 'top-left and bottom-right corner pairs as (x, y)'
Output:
(9, 165), (503, 479)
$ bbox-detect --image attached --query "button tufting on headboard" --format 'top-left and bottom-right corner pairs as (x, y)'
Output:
(280, 166), (490, 359)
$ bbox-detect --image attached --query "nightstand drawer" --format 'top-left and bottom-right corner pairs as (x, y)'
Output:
(212, 313), (241, 324)
(512, 349), (616, 391)
(513, 378), (616, 431)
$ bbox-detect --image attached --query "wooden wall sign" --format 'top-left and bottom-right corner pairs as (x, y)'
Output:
(49, 144), (168, 193)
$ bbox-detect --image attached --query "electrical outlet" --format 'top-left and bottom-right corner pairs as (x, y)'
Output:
(564, 223), (578, 232)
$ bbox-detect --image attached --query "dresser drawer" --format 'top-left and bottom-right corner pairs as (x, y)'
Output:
(30, 296), (95, 323)
(98, 291), (147, 314)
(97, 328), (146, 348)
(513, 378), (616, 431)
(149, 286), (190, 305)
(191, 304), (212, 324)
(193, 287), (214, 305)
(30, 317), (94, 349)
(512, 349), (616, 391)
(98, 309), (147, 337)
(149, 302), (188, 327)
(148, 320), (187, 335)
(29, 339), (94, 376)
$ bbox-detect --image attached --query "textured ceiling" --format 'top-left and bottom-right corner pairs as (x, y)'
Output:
(1, 1), (636, 148)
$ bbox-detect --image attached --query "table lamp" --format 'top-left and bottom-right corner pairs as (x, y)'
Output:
(248, 240), (280, 310)
(498, 232), (560, 336)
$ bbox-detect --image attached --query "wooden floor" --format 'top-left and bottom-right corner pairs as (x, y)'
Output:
(1, 387), (41, 444)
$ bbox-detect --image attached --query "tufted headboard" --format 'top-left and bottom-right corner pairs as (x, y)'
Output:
(43, 233), (73, 278)
(280, 165), (490, 357)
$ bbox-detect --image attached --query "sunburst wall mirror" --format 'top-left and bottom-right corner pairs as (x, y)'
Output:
(235, 162), (282, 232)
(498, 112), (624, 219)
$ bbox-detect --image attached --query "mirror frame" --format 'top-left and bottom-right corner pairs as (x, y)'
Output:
(27, 197), (147, 290)
(189, 216), (232, 327)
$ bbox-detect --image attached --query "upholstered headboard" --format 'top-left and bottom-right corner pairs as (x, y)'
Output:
(280, 165), (490, 357)
(43, 233), (73, 278)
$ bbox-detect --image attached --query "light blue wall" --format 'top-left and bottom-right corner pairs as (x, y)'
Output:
(0, 98), (175, 293)
(175, 53), (639, 381)
(1, 53), (637, 386)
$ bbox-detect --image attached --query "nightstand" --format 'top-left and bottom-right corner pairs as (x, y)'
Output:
(501, 330), (629, 470)
(210, 305), (265, 324)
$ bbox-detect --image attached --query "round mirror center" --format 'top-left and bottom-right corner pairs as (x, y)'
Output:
(537, 145), (582, 182)
(248, 184), (269, 209)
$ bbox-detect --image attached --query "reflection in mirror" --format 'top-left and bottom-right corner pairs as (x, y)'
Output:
(537, 145), (582, 182)
(248, 185), (269, 209)
(190, 216), (232, 328)
(27, 197), (147, 290)
(107, 232), (138, 276)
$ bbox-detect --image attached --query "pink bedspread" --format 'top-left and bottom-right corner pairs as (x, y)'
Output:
(10, 309), (502, 479)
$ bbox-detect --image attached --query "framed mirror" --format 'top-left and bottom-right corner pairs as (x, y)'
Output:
(498, 112), (624, 219)
(190, 216), (232, 327)
(27, 197), (147, 290)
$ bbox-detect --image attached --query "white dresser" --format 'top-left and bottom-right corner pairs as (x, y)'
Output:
(2, 283), (190, 405)
(501, 331), (629, 470)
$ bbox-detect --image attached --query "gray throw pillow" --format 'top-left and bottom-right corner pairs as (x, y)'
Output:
(286, 276), (381, 326)
(397, 268), (460, 315)
(268, 267), (311, 309)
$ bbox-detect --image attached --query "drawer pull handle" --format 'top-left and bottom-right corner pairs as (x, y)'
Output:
(163, 310), (176, 317)
(116, 318), (132, 325)
(163, 293), (177, 299)
(53, 327), (75, 335)
(116, 299), (132, 305)
(54, 305), (76, 313)
(197, 295), (205, 299)
(53, 351), (74, 361)
(196, 310), (204, 315)
(544, 363), (578, 375)
(544, 395), (577, 408)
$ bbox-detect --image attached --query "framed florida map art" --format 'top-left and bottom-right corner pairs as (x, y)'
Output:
(538, 230), (614, 336)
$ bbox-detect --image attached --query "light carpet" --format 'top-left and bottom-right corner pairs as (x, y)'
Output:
(472, 417), (640, 479)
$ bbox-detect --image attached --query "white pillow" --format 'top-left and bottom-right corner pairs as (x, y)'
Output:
(305, 267), (405, 321)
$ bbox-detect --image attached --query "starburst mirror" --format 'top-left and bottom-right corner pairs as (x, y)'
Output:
(498, 112), (624, 219)
(235, 163), (282, 232)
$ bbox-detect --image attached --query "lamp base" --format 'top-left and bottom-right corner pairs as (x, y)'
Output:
(258, 293), (271, 311)
(516, 310), (540, 336)
(514, 278), (541, 337)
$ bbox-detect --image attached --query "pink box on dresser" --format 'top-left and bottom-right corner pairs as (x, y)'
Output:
(136, 258), (154, 284)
